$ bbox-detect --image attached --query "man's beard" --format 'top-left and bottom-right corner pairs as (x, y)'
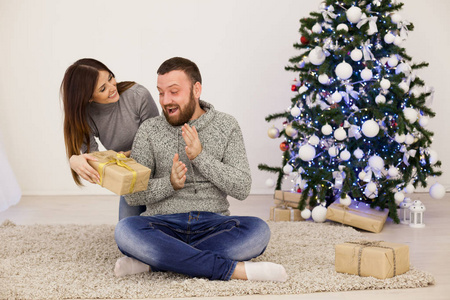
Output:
(163, 89), (197, 126)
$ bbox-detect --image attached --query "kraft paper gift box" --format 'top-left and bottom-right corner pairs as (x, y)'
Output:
(274, 190), (304, 208)
(88, 150), (151, 195)
(270, 206), (303, 222)
(326, 201), (388, 233)
(335, 241), (410, 279)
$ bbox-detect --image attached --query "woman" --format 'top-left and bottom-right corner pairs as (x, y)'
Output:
(61, 58), (159, 220)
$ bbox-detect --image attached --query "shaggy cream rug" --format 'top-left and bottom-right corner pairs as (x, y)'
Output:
(0, 220), (434, 299)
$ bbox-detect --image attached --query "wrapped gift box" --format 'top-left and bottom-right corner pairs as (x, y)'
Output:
(270, 206), (303, 222)
(274, 190), (304, 208)
(88, 150), (151, 195)
(326, 201), (388, 233)
(335, 241), (410, 279)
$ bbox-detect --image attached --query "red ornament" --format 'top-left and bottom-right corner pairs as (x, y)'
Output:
(280, 141), (289, 151)
(291, 85), (298, 91)
(297, 188), (302, 193)
(300, 36), (309, 45)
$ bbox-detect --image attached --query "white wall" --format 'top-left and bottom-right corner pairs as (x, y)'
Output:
(0, 0), (448, 196)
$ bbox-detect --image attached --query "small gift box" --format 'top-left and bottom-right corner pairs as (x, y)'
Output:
(273, 190), (304, 208)
(335, 240), (410, 279)
(270, 206), (303, 222)
(326, 201), (388, 233)
(88, 150), (151, 195)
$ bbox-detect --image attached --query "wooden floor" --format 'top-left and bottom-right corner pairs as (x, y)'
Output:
(1, 193), (449, 300)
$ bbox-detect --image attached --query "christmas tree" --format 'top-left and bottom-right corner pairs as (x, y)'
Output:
(259, 0), (444, 223)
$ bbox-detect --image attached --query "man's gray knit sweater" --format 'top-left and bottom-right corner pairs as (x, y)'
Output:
(124, 100), (251, 216)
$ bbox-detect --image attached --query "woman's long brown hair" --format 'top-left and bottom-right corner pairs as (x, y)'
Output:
(60, 58), (134, 185)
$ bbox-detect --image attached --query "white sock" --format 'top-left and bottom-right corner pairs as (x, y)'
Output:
(114, 256), (150, 277)
(244, 261), (288, 282)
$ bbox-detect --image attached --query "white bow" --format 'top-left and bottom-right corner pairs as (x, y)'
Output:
(398, 20), (411, 39)
(321, 6), (337, 23)
(362, 40), (375, 61)
(357, 14), (378, 35)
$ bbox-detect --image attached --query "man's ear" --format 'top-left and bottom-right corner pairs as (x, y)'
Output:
(193, 81), (202, 99)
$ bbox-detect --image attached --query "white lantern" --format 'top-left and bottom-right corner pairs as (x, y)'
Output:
(409, 201), (426, 228)
(399, 198), (412, 224)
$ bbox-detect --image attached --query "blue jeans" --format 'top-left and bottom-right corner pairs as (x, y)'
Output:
(118, 196), (146, 221)
(114, 211), (270, 280)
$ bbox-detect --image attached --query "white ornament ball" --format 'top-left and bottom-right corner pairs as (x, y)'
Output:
(334, 127), (347, 141)
(311, 205), (328, 223)
(267, 126), (279, 139)
(328, 146), (339, 157)
(429, 182), (446, 199)
(346, 6), (363, 23)
(298, 144), (316, 161)
(361, 68), (373, 81)
(340, 149), (351, 161)
(391, 13), (402, 24)
(350, 49), (363, 61)
(312, 23), (322, 34)
(335, 62), (353, 80)
(399, 81), (409, 93)
(340, 195), (352, 206)
(388, 56), (399, 67)
(367, 182), (377, 193)
(285, 124), (297, 137)
(403, 107), (418, 123)
(364, 187), (377, 199)
(369, 155), (384, 171)
(354, 148), (364, 159)
(291, 106), (301, 117)
(318, 74), (330, 85)
(394, 192), (405, 204)
(358, 171), (367, 181)
(265, 178), (275, 188)
(394, 36), (403, 46)
(361, 119), (379, 138)
(394, 133), (406, 143)
(298, 85), (308, 94)
(380, 78), (391, 90)
(321, 124), (333, 135)
(336, 23), (349, 32)
(404, 184), (415, 194)
(419, 116), (429, 127)
(308, 134), (320, 146)
(388, 166), (399, 177)
(396, 63), (411, 76)
(283, 164), (293, 174)
(384, 33), (395, 44)
(301, 208), (312, 219)
(375, 94), (386, 104)
(405, 134), (415, 145)
(331, 91), (343, 103)
(309, 46), (326, 66)
(428, 149), (438, 165)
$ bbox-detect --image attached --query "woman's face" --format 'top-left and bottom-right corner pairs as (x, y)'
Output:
(91, 70), (120, 104)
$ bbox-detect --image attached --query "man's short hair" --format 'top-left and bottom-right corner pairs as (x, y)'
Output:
(157, 57), (202, 85)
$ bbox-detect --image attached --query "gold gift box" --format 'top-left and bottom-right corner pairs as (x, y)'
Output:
(335, 241), (410, 279)
(88, 150), (151, 195)
(274, 190), (304, 208)
(270, 206), (303, 222)
(326, 201), (388, 233)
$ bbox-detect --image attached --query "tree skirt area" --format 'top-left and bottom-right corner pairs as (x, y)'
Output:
(0, 220), (434, 299)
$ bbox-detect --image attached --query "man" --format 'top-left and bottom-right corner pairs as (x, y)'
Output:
(114, 57), (287, 282)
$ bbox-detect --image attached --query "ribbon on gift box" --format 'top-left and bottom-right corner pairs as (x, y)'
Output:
(346, 240), (397, 277)
(96, 152), (137, 194)
(275, 192), (298, 221)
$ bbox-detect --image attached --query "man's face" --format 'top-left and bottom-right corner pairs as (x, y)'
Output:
(157, 70), (198, 126)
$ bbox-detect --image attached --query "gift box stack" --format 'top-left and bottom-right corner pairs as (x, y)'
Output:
(269, 190), (304, 222)
(335, 240), (410, 279)
(326, 200), (389, 233)
(88, 150), (151, 195)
